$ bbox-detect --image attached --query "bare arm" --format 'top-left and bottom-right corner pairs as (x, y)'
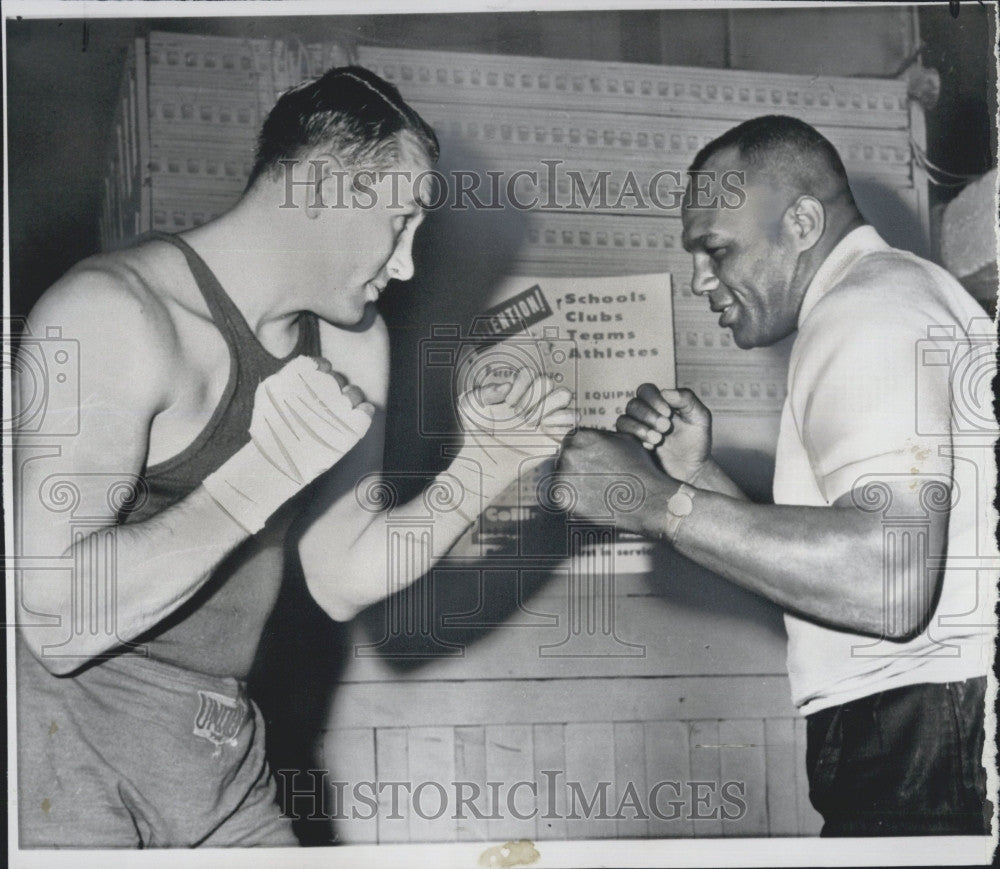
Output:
(16, 270), (371, 674)
(558, 429), (947, 640)
(299, 323), (574, 621)
(661, 482), (945, 639)
(297, 415), (516, 622)
(14, 271), (250, 674)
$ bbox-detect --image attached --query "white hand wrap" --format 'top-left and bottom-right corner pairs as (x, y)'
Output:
(203, 356), (373, 534)
(453, 369), (576, 508)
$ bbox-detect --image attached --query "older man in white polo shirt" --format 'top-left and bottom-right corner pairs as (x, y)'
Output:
(557, 115), (994, 836)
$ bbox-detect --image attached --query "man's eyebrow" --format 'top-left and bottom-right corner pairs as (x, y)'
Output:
(685, 231), (727, 251)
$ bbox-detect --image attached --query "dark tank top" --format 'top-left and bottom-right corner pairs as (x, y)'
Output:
(122, 232), (321, 678)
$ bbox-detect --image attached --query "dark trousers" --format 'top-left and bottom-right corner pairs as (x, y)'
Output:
(806, 677), (990, 836)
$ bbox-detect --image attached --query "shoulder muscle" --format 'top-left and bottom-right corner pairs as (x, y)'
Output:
(23, 258), (177, 414)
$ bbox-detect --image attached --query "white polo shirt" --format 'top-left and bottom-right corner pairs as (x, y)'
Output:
(773, 225), (996, 715)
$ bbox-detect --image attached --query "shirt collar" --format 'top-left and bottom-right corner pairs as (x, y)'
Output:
(797, 225), (888, 326)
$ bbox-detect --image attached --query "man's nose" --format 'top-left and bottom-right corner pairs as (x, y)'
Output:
(388, 235), (416, 283)
(690, 253), (719, 296)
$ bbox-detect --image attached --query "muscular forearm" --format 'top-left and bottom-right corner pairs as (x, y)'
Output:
(688, 458), (749, 501)
(301, 449), (535, 621)
(657, 489), (929, 639)
(563, 428), (946, 641)
(18, 486), (249, 674)
(301, 368), (573, 620)
(597, 380), (945, 638)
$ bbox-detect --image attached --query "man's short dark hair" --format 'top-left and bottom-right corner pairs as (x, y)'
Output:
(246, 66), (439, 189)
(689, 114), (854, 204)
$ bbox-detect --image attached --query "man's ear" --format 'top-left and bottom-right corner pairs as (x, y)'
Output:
(304, 151), (350, 219)
(784, 195), (825, 252)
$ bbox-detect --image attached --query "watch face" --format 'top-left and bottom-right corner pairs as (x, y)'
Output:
(668, 490), (694, 518)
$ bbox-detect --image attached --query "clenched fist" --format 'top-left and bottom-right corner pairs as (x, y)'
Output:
(554, 428), (679, 535)
(204, 355), (374, 533)
(452, 364), (577, 503)
(616, 384), (712, 484)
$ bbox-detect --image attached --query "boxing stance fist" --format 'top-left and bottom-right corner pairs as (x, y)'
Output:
(452, 365), (576, 505)
(616, 384), (712, 485)
(555, 427), (672, 536)
(204, 355), (374, 533)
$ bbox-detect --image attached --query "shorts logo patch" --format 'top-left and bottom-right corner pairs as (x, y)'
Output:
(193, 690), (247, 750)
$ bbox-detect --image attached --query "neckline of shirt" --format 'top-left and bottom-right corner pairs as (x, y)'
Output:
(797, 225), (888, 328)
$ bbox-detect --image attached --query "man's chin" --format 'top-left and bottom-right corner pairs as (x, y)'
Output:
(348, 302), (381, 330)
(732, 331), (776, 350)
(731, 326), (789, 350)
(730, 327), (755, 350)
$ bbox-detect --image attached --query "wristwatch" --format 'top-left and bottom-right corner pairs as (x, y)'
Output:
(665, 484), (696, 543)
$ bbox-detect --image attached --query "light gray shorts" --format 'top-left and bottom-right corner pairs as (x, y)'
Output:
(16, 641), (298, 848)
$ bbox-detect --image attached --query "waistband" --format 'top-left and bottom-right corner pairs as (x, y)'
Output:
(805, 675), (987, 722)
(95, 650), (248, 694)
(17, 641), (247, 704)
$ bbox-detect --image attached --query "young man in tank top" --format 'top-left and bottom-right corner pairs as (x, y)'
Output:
(557, 116), (994, 836)
(13, 67), (574, 847)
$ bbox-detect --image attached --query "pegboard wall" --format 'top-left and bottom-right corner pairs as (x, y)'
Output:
(102, 33), (925, 415)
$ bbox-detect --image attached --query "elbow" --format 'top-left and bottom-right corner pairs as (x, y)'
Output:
(880, 618), (927, 643)
(880, 603), (935, 642)
(859, 555), (940, 643)
(16, 590), (97, 676)
(837, 532), (938, 642)
(18, 632), (88, 677)
(303, 570), (366, 623)
(320, 595), (364, 623)
(883, 623), (924, 643)
(298, 538), (368, 623)
(41, 657), (86, 678)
